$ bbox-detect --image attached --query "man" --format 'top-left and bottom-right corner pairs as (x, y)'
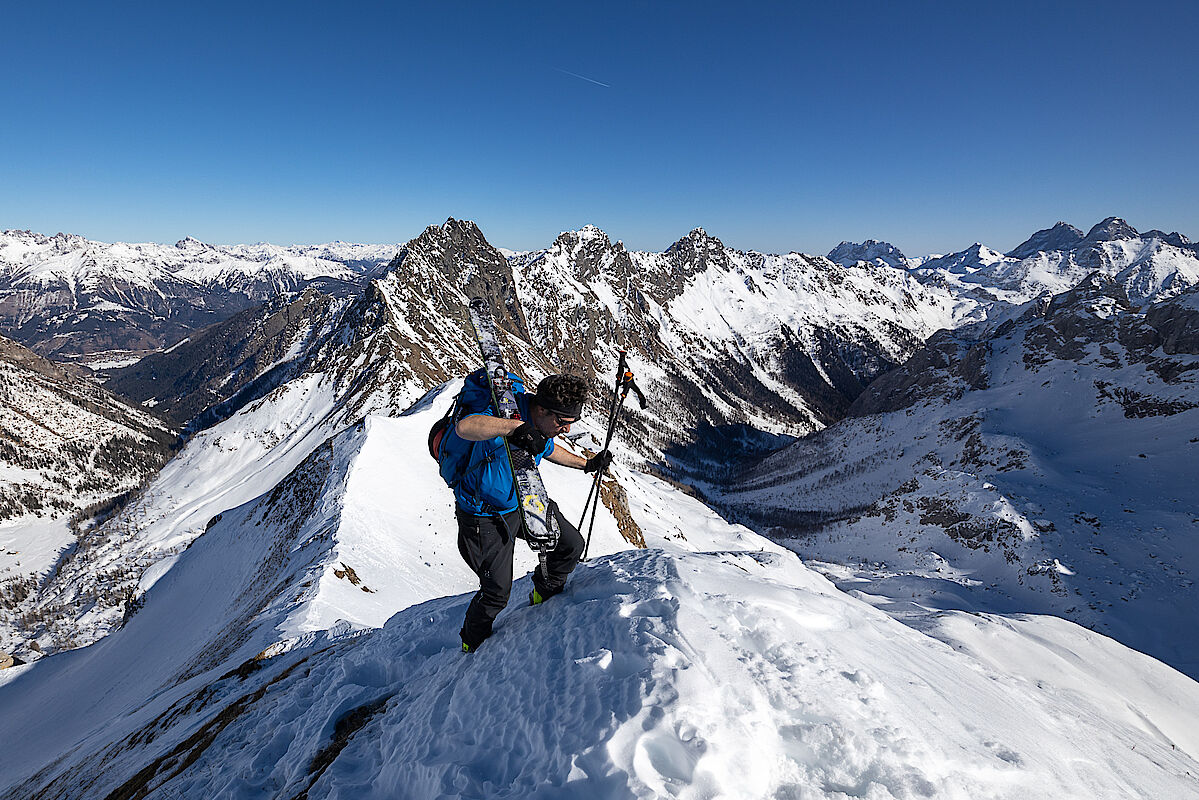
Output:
(442, 373), (613, 652)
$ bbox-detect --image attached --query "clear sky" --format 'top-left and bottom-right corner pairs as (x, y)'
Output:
(3, 1), (1197, 257)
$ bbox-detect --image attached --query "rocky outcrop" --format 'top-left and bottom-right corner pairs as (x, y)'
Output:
(827, 239), (908, 269)
(1144, 287), (1199, 355)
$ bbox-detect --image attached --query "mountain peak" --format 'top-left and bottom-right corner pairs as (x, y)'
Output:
(1083, 217), (1140, 243)
(828, 239), (908, 268)
(439, 216), (484, 237)
(407, 218), (492, 254)
(667, 227), (726, 255)
(1006, 222), (1085, 259)
(1140, 229), (1193, 248)
(555, 225), (613, 250)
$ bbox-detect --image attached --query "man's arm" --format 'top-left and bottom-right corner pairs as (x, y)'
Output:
(545, 442), (587, 470)
(455, 414), (524, 442)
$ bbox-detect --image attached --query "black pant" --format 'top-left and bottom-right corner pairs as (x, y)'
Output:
(457, 502), (584, 649)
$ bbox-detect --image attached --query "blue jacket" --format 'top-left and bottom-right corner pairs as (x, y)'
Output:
(439, 387), (554, 515)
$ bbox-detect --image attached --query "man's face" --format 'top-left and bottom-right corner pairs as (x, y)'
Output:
(532, 403), (578, 437)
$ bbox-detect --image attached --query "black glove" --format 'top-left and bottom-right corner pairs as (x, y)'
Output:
(508, 422), (548, 455)
(583, 450), (613, 474)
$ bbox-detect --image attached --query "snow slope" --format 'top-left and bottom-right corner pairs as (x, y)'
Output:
(719, 277), (1199, 679)
(0, 333), (175, 523)
(2, 395), (1198, 798)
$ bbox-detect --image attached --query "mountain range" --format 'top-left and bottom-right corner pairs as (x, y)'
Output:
(1, 215), (1198, 797)
(0, 230), (399, 369)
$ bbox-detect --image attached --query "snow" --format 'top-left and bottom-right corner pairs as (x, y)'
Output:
(191, 548), (1193, 799)
(716, 282), (1199, 681)
(85, 354), (143, 370)
(0, 229), (399, 300)
(0, 516), (73, 582)
(912, 232), (1199, 310)
(2, 394), (1198, 797)
(5, 219), (1199, 795)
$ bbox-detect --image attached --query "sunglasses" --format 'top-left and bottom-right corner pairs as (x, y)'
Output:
(548, 411), (578, 427)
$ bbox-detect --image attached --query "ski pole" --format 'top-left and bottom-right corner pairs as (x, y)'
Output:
(577, 351), (628, 541)
(581, 395), (628, 560)
(580, 352), (646, 560)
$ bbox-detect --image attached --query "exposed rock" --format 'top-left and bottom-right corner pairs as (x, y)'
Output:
(827, 240), (908, 269)
(1006, 221), (1085, 259)
(1144, 288), (1199, 355)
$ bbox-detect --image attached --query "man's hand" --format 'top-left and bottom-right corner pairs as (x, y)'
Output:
(508, 422), (549, 455)
(583, 450), (613, 473)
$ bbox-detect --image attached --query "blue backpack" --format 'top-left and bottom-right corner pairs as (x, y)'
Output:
(427, 368), (527, 490)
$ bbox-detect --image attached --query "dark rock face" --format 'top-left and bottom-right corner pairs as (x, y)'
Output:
(660, 229), (735, 298)
(848, 330), (990, 417)
(1020, 274), (1133, 368)
(1144, 288), (1199, 355)
(1006, 222), (1085, 259)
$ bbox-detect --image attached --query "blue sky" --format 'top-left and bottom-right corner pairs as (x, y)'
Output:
(3, 1), (1196, 256)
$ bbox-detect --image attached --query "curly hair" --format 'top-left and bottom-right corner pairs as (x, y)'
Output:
(533, 374), (589, 416)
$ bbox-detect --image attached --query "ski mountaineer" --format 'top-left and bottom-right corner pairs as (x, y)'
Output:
(440, 374), (613, 653)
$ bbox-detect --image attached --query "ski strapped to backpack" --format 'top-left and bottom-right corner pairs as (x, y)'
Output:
(429, 369), (530, 504)
(465, 298), (559, 580)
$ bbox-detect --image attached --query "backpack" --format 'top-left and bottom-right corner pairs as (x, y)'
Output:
(428, 368), (527, 490)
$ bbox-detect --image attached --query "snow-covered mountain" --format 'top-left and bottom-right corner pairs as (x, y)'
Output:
(0, 333), (175, 648)
(1005, 221), (1085, 259)
(0, 217), (969, 666)
(5, 214), (1199, 796)
(97, 220), (962, 450)
(505, 223), (959, 451)
(2, 400), (1197, 799)
(909, 217), (1199, 309)
(0, 230), (397, 367)
(827, 238), (909, 269)
(718, 274), (1199, 678)
(0, 333), (175, 521)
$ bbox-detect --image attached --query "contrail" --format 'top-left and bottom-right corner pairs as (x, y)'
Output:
(555, 67), (611, 88)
